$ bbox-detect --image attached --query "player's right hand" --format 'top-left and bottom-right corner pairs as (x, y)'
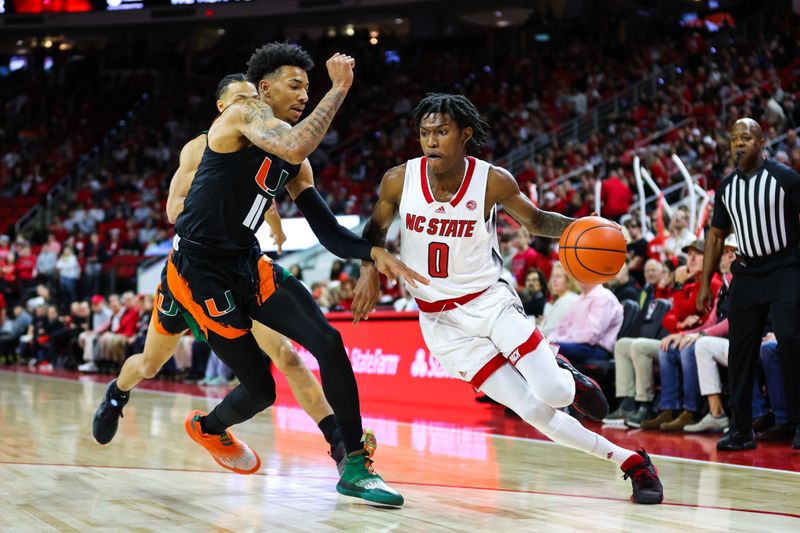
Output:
(327, 53), (355, 90)
(370, 247), (429, 289)
(352, 263), (380, 325)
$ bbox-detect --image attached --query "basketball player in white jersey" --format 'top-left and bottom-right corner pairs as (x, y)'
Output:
(353, 93), (663, 504)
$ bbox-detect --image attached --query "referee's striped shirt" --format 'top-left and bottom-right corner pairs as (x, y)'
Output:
(712, 159), (800, 259)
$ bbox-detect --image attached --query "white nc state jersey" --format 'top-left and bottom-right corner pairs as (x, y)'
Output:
(399, 156), (502, 303)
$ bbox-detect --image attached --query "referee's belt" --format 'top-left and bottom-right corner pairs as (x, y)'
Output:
(735, 246), (799, 269)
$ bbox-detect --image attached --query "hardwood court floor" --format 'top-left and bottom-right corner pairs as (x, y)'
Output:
(1, 370), (798, 532)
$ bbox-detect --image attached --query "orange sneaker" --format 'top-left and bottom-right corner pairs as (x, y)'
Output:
(184, 410), (261, 475)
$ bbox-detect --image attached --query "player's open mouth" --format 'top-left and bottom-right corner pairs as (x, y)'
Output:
(291, 106), (305, 114)
(427, 153), (442, 159)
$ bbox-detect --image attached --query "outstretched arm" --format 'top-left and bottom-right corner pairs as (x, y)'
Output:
(166, 135), (207, 224)
(352, 165), (406, 323)
(286, 161), (427, 292)
(236, 53), (354, 164)
(489, 166), (574, 238)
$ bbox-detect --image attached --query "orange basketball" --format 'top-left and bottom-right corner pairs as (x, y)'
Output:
(558, 216), (627, 284)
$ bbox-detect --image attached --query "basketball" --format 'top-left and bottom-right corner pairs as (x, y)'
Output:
(558, 216), (627, 284)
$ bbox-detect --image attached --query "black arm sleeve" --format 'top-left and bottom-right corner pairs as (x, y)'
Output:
(294, 187), (374, 262)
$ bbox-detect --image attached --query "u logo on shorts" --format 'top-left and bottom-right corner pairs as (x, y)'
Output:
(204, 290), (236, 318)
(157, 292), (180, 317)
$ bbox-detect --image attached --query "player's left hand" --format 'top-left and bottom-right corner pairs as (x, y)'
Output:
(371, 247), (430, 289)
(352, 263), (380, 325)
(270, 228), (286, 255)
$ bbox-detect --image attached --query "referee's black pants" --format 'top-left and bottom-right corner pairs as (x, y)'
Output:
(727, 265), (800, 432)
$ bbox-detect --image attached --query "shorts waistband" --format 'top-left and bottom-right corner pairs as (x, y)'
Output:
(415, 287), (489, 313)
(172, 235), (255, 256)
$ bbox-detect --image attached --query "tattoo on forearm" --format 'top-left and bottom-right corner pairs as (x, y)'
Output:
(246, 88), (347, 158)
(531, 209), (573, 238)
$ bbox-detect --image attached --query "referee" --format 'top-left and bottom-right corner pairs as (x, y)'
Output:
(698, 118), (800, 451)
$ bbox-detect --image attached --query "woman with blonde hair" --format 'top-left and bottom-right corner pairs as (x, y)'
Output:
(538, 262), (580, 337)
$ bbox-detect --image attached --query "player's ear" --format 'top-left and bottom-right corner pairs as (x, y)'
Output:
(259, 79), (270, 97)
(462, 126), (473, 147)
(216, 100), (225, 113)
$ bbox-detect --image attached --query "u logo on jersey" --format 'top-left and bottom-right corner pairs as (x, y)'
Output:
(254, 156), (290, 198)
(157, 291), (179, 317)
(204, 290), (236, 318)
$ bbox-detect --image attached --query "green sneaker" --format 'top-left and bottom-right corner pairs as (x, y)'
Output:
(336, 450), (404, 506)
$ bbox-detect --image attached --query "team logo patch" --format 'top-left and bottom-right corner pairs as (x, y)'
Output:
(204, 290), (236, 318)
(466, 200), (477, 211)
(508, 349), (522, 366)
(157, 292), (180, 317)
(435, 205), (446, 214)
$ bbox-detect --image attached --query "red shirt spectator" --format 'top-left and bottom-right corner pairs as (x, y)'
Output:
(661, 274), (722, 333)
(600, 174), (633, 219)
(15, 246), (37, 282)
(511, 229), (540, 286)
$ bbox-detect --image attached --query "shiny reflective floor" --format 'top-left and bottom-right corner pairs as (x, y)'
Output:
(1, 369), (798, 532)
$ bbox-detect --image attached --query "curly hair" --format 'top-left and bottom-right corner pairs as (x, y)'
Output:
(412, 93), (490, 153)
(246, 42), (314, 87)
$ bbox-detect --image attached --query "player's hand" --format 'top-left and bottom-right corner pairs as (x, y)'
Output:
(327, 53), (355, 90)
(370, 247), (429, 289)
(696, 284), (713, 313)
(270, 227), (286, 255)
(352, 262), (380, 325)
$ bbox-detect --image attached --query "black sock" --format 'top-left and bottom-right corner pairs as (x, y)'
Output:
(318, 415), (339, 444)
(201, 411), (226, 435)
(110, 380), (129, 402)
(338, 418), (364, 454)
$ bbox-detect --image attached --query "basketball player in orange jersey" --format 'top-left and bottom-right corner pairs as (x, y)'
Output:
(353, 93), (663, 504)
(92, 73), (350, 474)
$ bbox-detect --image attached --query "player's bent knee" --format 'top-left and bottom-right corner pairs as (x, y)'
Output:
(537, 383), (575, 409)
(250, 387), (276, 411)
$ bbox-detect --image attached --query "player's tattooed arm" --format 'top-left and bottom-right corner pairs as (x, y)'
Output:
(489, 166), (574, 238)
(238, 91), (346, 164)
(238, 53), (354, 164)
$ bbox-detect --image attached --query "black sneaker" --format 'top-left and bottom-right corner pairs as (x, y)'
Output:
(602, 405), (635, 426)
(624, 404), (655, 429)
(555, 354), (609, 420)
(792, 427), (800, 450)
(756, 423), (795, 441)
(93, 380), (128, 445)
(716, 428), (756, 451)
(622, 450), (664, 504)
(329, 429), (347, 475)
(752, 413), (775, 433)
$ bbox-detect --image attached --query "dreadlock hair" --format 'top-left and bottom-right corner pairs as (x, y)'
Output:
(412, 93), (490, 153)
(214, 73), (247, 101)
(246, 42), (315, 88)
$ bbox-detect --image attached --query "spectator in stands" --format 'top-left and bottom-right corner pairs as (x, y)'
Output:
(83, 233), (108, 295)
(78, 295), (115, 373)
(1, 252), (17, 301)
(511, 228), (539, 288)
(548, 280), (623, 363)
(518, 268), (549, 320)
(607, 262), (642, 303)
(691, 324), (787, 438)
(25, 284), (51, 312)
(0, 305), (32, 362)
(15, 241), (37, 295)
(95, 291), (139, 371)
(538, 262), (579, 337)
(663, 208), (695, 259)
(640, 259), (671, 307)
(624, 219), (648, 286)
(654, 234), (737, 432)
(600, 166), (633, 221)
(55, 246), (81, 308)
(35, 241), (58, 285)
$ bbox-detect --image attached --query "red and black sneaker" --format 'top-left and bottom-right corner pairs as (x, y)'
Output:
(622, 450), (664, 504)
(555, 353), (609, 420)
